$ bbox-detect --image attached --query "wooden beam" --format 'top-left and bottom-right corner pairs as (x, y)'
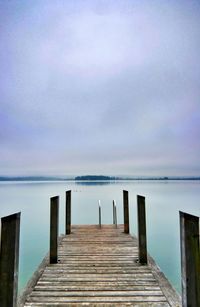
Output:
(50, 196), (59, 264)
(0, 212), (21, 307)
(98, 200), (101, 228)
(137, 195), (147, 264)
(180, 211), (200, 307)
(114, 201), (117, 228)
(123, 190), (129, 233)
(65, 190), (71, 235)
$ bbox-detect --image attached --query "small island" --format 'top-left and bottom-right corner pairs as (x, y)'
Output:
(75, 175), (116, 181)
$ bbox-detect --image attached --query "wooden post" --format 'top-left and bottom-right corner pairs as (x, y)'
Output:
(50, 196), (59, 264)
(137, 195), (147, 264)
(65, 190), (71, 235)
(123, 190), (129, 233)
(179, 211), (200, 307)
(115, 202), (117, 228)
(98, 200), (101, 228)
(0, 212), (21, 307)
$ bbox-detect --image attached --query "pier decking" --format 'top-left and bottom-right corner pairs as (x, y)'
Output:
(19, 225), (181, 306)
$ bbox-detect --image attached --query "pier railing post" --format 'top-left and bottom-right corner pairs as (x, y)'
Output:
(123, 190), (129, 233)
(179, 211), (200, 307)
(65, 190), (71, 235)
(113, 200), (117, 228)
(115, 201), (117, 228)
(0, 212), (21, 307)
(137, 195), (147, 264)
(113, 200), (115, 224)
(50, 196), (59, 264)
(98, 200), (101, 228)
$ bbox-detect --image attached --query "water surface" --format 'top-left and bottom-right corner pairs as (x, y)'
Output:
(0, 180), (199, 293)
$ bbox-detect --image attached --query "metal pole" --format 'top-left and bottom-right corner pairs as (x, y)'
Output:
(50, 196), (59, 264)
(0, 212), (21, 307)
(137, 195), (147, 264)
(113, 200), (115, 224)
(180, 211), (200, 307)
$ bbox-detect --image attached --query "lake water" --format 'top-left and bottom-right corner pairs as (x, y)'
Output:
(0, 180), (200, 294)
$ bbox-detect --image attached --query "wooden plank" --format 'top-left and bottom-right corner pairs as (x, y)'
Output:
(38, 283), (158, 289)
(20, 225), (181, 306)
(24, 304), (170, 307)
(27, 295), (167, 306)
(30, 289), (166, 301)
(43, 267), (152, 273)
(34, 285), (161, 291)
(0, 212), (20, 307)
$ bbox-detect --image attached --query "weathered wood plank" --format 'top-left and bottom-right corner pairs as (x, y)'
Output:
(34, 285), (161, 291)
(28, 290), (165, 297)
(24, 304), (170, 307)
(25, 296), (167, 304)
(20, 225), (181, 307)
(42, 268), (152, 273)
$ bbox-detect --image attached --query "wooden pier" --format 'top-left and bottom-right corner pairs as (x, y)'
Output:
(1, 190), (200, 306)
(19, 225), (181, 306)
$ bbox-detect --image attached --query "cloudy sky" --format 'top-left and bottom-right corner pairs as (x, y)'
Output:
(0, 0), (200, 176)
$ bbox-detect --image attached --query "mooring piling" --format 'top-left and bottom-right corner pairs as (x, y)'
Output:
(65, 190), (71, 235)
(50, 196), (59, 264)
(180, 211), (200, 307)
(98, 200), (101, 228)
(123, 190), (129, 233)
(0, 212), (21, 307)
(137, 195), (147, 264)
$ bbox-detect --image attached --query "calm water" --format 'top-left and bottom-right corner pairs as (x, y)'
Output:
(0, 180), (200, 294)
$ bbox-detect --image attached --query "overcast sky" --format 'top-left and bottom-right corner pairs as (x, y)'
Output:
(0, 0), (200, 176)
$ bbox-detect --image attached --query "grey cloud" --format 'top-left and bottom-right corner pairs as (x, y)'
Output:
(0, 0), (200, 175)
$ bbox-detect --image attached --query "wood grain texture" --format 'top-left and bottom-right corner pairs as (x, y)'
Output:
(19, 225), (181, 307)
(0, 212), (21, 307)
(50, 196), (59, 264)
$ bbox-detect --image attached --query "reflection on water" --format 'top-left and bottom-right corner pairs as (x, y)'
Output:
(0, 180), (200, 293)
(75, 180), (113, 186)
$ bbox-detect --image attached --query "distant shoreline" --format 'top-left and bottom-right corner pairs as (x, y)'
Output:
(0, 175), (200, 181)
